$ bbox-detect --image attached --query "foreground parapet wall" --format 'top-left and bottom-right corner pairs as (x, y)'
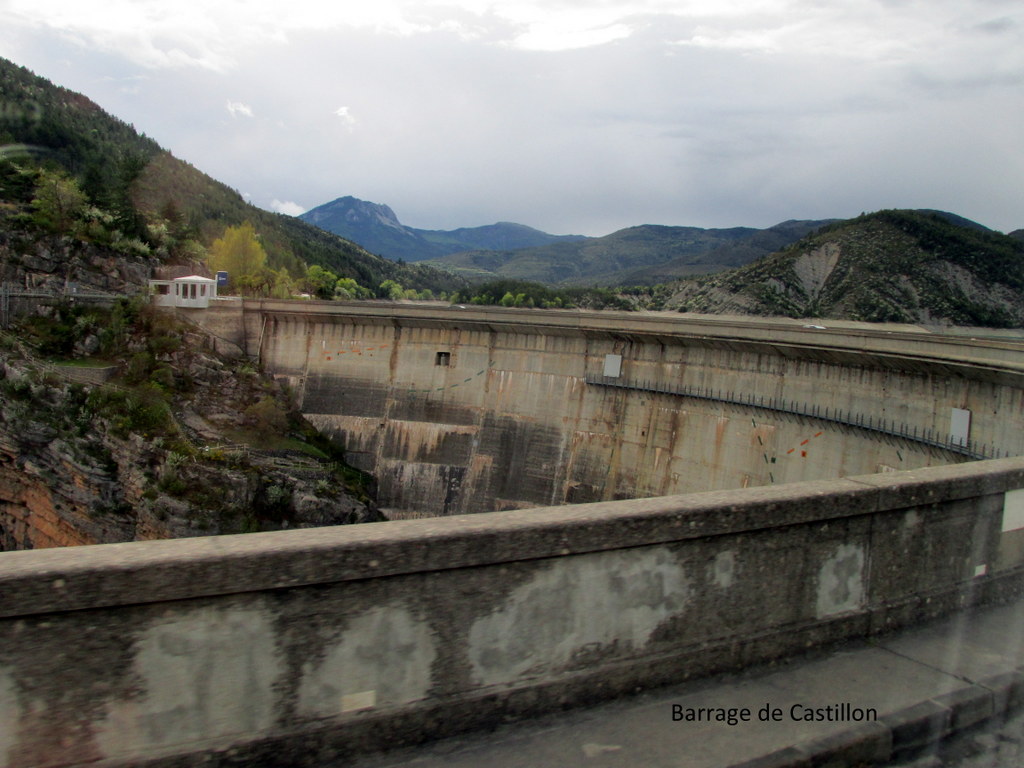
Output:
(2, 458), (1024, 767)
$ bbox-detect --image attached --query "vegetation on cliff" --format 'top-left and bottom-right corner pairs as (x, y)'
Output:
(0, 298), (381, 550)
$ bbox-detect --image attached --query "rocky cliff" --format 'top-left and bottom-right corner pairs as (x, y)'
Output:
(0, 305), (382, 551)
(0, 229), (159, 295)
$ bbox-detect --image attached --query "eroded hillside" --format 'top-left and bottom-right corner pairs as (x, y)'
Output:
(666, 210), (1024, 326)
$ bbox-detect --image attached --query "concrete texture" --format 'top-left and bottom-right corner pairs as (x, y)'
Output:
(347, 600), (1024, 768)
(1, 460), (1024, 767)
(194, 302), (1024, 518)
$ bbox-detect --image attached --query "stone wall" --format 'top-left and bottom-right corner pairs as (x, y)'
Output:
(1, 458), (1023, 767)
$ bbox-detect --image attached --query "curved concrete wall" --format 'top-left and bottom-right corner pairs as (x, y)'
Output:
(2, 458), (1024, 767)
(240, 302), (1024, 518)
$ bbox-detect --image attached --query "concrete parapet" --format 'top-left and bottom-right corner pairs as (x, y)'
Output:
(1, 458), (1024, 766)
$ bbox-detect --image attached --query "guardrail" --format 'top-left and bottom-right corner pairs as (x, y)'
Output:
(585, 374), (1011, 460)
(0, 282), (128, 327)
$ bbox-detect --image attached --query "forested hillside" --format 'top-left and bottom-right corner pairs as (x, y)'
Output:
(664, 210), (1024, 327)
(425, 219), (834, 286)
(0, 57), (464, 298)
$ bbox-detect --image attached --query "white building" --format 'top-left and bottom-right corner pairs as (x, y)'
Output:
(149, 276), (218, 309)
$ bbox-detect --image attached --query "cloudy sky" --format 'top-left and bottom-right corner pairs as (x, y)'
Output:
(1, 0), (1022, 235)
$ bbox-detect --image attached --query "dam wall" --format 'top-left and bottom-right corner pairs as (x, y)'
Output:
(223, 301), (1024, 518)
(2, 458), (1024, 767)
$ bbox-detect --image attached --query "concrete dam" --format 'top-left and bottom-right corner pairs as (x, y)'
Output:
(203, 300), (1024, 518)
(4, 299), (1024, 767)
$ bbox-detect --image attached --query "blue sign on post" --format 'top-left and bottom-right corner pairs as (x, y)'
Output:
(216, 271), (229, 287)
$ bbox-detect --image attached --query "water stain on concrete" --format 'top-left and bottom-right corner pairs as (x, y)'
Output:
(297, 604), (436, 719)
(712, 550), (737, 589)
(468, 547), (690, 686)
(98, 605), (279, 757)
(816, 543), (866, 618)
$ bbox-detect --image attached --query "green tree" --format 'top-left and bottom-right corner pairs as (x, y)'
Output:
(31, 169), (87, 234)
(245, 396), (290, 438)
(334, 277), (371, 300)
(305, 264), (338, 299)
(270, 269), (297, 299)
(207, 222), (268, 292)
(379, 279), (404, 300)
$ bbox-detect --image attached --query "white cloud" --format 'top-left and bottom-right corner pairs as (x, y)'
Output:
(4, 0), (1022, 235)
(6, 0), (1021, 64)
(270, 199), (306, 216)
(226, 100), (253, 118)
(334, 106), (357, 131)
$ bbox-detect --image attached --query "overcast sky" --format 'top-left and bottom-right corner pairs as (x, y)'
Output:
(1, 0), (1022, 236)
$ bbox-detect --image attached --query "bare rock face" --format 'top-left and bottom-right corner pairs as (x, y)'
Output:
(0, 230), (159, 294)
(791, 243), (841, 301)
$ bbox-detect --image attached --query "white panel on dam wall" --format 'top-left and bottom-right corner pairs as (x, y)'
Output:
(603, 354), (622, 378)
(950, 407), (972, 447)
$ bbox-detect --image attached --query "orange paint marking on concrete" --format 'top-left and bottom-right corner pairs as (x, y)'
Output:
(779, 427), (828, 461)
(322, 343), (391, 359)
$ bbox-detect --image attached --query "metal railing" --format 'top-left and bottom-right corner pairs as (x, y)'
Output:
(585, 375), (1011, 460)
(0, 282), (127, 327)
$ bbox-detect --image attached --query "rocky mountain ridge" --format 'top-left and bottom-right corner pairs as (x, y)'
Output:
(665, 210), (1024, 327)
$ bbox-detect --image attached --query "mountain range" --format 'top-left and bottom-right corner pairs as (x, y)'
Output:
(3, 55), (1023, 329)
(299, 197), (586, 263)
(427, 219), (839, 286)
(300, 196), (838, 286)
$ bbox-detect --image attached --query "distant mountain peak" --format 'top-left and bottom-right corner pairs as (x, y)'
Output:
(299, 196), (586, 262)
(303, 196), (407, 233)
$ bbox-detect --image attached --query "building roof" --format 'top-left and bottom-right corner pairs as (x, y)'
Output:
(174, 275), (217, 283)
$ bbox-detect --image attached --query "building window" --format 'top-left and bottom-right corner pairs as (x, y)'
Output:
(435, 351), (451, 367)
(156, 284), (170, 295)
